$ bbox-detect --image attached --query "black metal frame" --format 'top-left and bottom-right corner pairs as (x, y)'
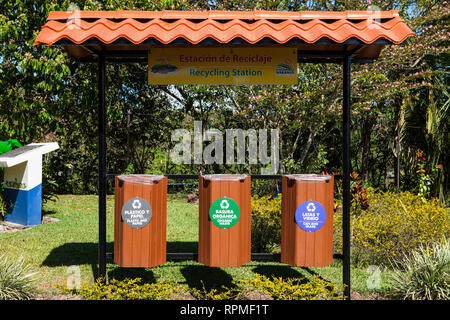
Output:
(96, 50), (353, 299)
(342, 54), (352, 299)
(98, 54), (107, 282)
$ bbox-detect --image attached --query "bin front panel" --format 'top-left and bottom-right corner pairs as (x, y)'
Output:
(199, 175), (251, 267)
(281, 174), (334, 267)
(114, 175), (167, 268)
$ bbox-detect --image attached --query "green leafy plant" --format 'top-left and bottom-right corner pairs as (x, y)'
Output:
(238, 274), (344, 300)
(57, 277), (187, 300)
(390, 239), (450, 300)
(0, 193), (7, 218)
(251, 194), (282, 253)
(349, 190), (450, 266)
(350, 172), (370, 215)
(189, 281), (240, 300)
(58, 274), (343, 301)
(0, 255), (36, 300)
(415, 151), (443, 198)
(0, 139), (22, 155)
(0, 139), (22, 216)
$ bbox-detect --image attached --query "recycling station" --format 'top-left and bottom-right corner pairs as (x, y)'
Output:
(34, 9), (415, 299)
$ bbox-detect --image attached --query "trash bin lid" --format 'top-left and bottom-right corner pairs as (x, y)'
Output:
(285, 174), (332, 182)
(117, 174), (165, 185)
(202, 174), (248, 181)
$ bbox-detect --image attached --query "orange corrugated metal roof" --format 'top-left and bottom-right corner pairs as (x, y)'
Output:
(34, 10), (414, 60)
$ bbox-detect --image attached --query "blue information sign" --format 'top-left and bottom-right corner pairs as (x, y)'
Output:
(295, 200), (326, 232)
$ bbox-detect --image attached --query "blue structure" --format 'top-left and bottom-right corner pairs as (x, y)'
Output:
(0, 143), (59, 226)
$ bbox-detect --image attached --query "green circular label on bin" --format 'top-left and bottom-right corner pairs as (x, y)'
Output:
(209, 197), (240, 229)
(121, 197), (152, 229)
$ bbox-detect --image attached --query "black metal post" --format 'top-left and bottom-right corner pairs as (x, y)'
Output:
(98, 53), (107, 281)
(342, 54), (351, 299)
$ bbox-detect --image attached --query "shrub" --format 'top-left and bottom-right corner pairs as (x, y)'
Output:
(348, 190), (450, 265)
(333, 200), (343, 257)
(61, 275), (343, 300)
(238, 274), (344, 300)
(390, 239), (450, 300)
(190, 281), (240, 300)
(251, 179), (280, 197)
(251, 194), (282, 253)
(0, 255), (36, 300)
(58, 278), (187, 300)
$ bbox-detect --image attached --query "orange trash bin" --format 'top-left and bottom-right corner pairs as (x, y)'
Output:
(114, 174), (167, 268)
(198, 174), (251, 267)
(281, 174), (334, 267)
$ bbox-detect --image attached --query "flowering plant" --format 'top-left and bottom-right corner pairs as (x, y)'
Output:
(415, 152), (442, 197)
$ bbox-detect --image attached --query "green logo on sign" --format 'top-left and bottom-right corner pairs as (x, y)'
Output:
(209, 197), (240, 229)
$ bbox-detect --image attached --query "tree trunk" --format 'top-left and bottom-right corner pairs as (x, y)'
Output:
(299, 130), (317, 166)
(361, 116), (375, 182)
(126, 109), (131, 167)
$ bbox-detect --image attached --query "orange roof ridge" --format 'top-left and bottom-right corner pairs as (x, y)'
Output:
(46, 9), (402, 21)
(41, 16), (407, 35)
(35, 20), (414, 45)
(35, 9), (414, 60)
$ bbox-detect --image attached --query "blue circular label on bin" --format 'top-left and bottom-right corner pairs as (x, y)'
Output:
(295, 201), (326, 232)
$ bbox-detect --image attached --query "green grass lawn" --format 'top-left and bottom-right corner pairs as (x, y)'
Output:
(0, 194), (394, 299)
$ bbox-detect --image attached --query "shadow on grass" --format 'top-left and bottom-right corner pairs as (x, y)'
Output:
(41, 241), (199, 283)
(167, 241), (198, 252)
(41, 241), (314, 289)
(180, 265), (235, 292)
(42, 208), (58, 216)
(42, 241), (199, 266)
(251, 264), (309, 284)
(107, 267), (156, 283)
(300, 266), (332, 282)
(41, 242), (105, 267)
(41, 241), (115, 281)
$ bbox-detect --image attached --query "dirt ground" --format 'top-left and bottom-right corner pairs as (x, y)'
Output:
(0, 216), (60, 233)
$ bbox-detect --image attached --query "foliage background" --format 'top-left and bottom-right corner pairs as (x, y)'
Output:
(0, 0), (448, 202)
